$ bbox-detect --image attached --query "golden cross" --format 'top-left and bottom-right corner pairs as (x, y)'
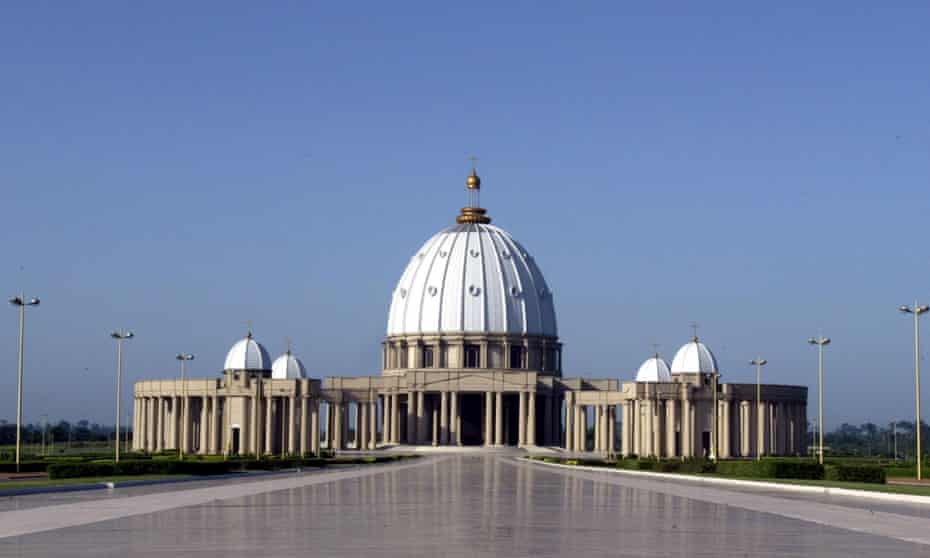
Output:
(650, 343), (661, 357)
(690, 322), (700, 340)
(468, 155), (478, 171)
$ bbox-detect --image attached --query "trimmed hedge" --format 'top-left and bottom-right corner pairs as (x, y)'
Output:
(0, 461), (49, 473)
(47, 454), (418, 479)
(715, 460), (824, 480)
(825, 464), (886, 484)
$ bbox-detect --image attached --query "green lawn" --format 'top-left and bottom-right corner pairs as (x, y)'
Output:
(737, 477), (930, 497)
(0, 474), (192, 490)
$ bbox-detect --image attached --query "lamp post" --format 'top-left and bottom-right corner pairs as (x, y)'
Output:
(176, 354), (195, 460)
(111, 330), (134, 462)
(749, 358), (767, 462)
(808, 336), (831, 465)
(9, 294), (40, 472)
(899, 303), (928, 480)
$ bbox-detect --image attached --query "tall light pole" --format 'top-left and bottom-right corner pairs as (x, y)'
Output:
(9, 294), (40, 472)
(808, 336), (831, 465)
(111, 330), (134, 462)
(749, 358), (767, 462)
(176, 353), (195, 460)
(900, 303), (928, 480)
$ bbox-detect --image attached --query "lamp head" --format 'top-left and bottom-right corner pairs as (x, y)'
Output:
(900, 305), (913, 314)
(822, 338), (831, 345)
(808, 338), (817, 345)
(9, 296), (23, 306)
(27, 298), (40, 306)
(918, 305), (930, 314)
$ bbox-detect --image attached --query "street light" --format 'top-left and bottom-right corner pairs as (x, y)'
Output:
(176, 353), (195, 459)
(111, 330), (134, 462)
(9, 294), (40, 472)
(808, 336), (831, 465)
(900, 302), (928, 480)
(749, 358), (767, 462)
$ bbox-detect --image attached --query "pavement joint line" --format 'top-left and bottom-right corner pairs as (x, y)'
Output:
(0, 456), (440, 540)
(523, 458), (930, 505)
(521, 458), (930, 547)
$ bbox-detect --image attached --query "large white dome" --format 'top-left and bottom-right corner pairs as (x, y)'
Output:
(636, 355), (672, 382)
(387, 223), (557, 337)
(223, 334), (272, 371)
(271, 351), (307, 379)
(670, 338), (718, 374)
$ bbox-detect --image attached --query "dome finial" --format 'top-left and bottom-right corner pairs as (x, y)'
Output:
(285, 336), (292, 355)
(690, 321), (700, 342)
(246, 319), (253, 338)
(457, 156), (492, 224)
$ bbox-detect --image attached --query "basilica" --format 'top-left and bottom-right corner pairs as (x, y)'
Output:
(133, 170), (807, 458)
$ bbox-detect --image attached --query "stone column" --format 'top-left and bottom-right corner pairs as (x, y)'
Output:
(153, 398), (162, 452)
(132, 398), (140, 451)
(199, 398), (208, 454)
(577, 405), (586, 452)
(333, 402), (343, 451)
(450, 392), (459, 445)
(440, 391), (449, 445)
(300, 396), (308, 455)
(495, 391), (504, 446)
(382, 395), (390, 444)
(518, 391), (527, 447)
(390, 393), (399, 443)
(417, 391), (427, 444)
(360, 401), (369, 450)
(527, 392), (537, 446)
(406, 392), (416, 444)
(210, 396), (219, 454)
(286, 396), (296, 455)
(565, 394), (575, 452)
(620, 402), (629, 456)
(720, 401), (731, 459)
(607, 405), (617, 455)
(369, 400), (377, 449)
(265, 397), (274, 455)
(310, 400), (320, 455)
(681, 399), (692, 457)
(757, 400), (766, 456)
(593, 406), (601, 453)
(664, 399), (676, 457)
(654, 401), (664, 459)
(739, 400), (750, 457)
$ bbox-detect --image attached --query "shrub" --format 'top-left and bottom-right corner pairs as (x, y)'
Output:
(716, 460), (823, 480)
(0, 461), (49, 473)
(825, 464), (886, 484)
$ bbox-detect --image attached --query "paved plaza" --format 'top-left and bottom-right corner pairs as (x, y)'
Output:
(0, 455), (928, 557)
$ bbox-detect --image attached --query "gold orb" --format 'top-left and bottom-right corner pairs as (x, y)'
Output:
(466, 173), (481, 189)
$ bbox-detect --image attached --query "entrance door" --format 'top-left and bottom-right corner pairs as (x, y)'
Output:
(231, 426), (240, 455)
(460, 394), (484, 445)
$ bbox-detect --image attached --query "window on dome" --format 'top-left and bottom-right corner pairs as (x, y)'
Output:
(509, 346), (524, 369)
(464, 345), (480, 368)
(423, 346), (435, 368)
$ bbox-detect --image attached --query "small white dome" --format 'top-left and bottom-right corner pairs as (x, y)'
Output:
(223, 334), (272, 371)
(387, 223), (557, 337)
(670, 338), (718, 374)
(636, 355), (672, 382)
(271, 351), (307, 379)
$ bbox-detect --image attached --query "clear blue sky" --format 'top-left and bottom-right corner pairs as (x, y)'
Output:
(2, 2), (928, 428)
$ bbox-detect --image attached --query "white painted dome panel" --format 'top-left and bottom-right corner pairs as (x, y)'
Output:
(670, 340), (719, 374)
(271, 352), (307, 379)
(224, 336), (272, 371)
(636, 356), (672, 382)
(387, 224), (558, 337)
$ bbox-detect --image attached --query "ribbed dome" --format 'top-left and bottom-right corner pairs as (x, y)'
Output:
(223, 334), (272, 371)
(670, 339), (718, 374)
(636, 355), (672, 382)
(271, 351), (307, 379)
(387, 223), (557, 337)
